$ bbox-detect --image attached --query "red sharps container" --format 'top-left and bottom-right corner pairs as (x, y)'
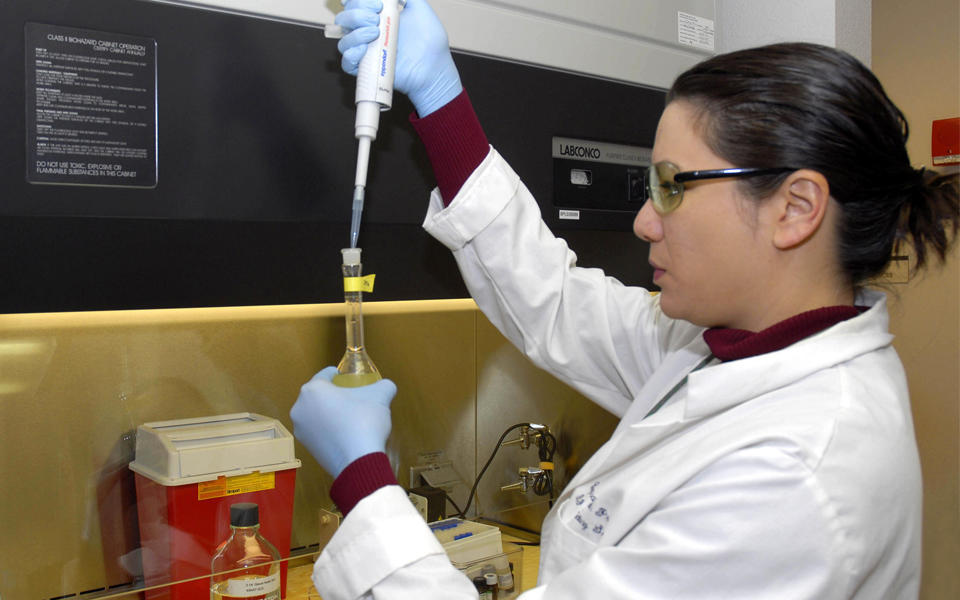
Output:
(129, 413), (301, 599)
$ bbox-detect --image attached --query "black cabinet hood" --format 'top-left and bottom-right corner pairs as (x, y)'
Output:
(0, 0), (663, 313)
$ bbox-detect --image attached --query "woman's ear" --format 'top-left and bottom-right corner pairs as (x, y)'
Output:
(772, 169), (831, 250)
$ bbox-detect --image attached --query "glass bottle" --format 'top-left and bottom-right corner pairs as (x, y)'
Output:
(484, 572), (499, 599)
(210, 502), (281, 600)
(473, 576), (492, 600)
(333, 247), (382, 387)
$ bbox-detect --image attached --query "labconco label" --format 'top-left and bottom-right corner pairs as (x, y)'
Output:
(552, 136), (651, 166)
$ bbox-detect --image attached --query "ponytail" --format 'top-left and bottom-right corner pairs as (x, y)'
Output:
(898, 169), (960, 272)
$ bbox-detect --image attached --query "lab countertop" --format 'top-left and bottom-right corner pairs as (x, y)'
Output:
(285, 533), (540, 598)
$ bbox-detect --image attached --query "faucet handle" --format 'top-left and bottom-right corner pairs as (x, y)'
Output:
(500, 466), (545, 494)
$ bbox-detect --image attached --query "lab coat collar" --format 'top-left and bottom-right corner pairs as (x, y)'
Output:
(683, 290), (893, 420)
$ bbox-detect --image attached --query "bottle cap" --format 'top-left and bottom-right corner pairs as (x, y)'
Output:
(230, 502), (260, 527)
(484, 573), (498, 585)
(341, 247), (362, 266)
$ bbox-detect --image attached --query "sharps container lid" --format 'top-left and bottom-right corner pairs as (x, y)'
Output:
(129, 412), (301, 486)
(231, 502), (260, 527)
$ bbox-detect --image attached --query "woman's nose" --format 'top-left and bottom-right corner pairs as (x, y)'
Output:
(634, 199), (663, 242)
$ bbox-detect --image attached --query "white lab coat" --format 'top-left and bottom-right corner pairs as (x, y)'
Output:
(312, 149), (922, 599)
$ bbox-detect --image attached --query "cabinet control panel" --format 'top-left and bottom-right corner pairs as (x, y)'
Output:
(552, 136), (652, 231)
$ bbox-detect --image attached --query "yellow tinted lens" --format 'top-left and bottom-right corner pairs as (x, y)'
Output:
(647, 162), (682, 214)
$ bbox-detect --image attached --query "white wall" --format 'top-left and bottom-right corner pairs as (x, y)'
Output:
(718, 0), (836, 51)
(717, 0), (871, 65)
(836, 0), (871, 66)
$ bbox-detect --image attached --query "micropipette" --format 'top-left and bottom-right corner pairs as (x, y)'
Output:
(349, 0), (404, 248)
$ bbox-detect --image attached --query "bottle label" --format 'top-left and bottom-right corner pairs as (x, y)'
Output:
(198, 471), (276, 500)
(343, 274), (375, 292)
(224, 573), (280, 598)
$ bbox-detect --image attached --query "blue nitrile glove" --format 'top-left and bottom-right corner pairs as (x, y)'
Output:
(290, 366), (397, 479)
(335, 0), (463, 116)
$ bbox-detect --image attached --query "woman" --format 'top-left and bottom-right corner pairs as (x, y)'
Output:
(290, 1), (960, 598)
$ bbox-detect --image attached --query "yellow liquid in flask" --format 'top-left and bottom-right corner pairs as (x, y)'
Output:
(335, 248), (381, 388)
(332, 371), (382, 387)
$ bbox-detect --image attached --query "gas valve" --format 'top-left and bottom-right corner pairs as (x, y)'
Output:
(500, 466), (544, 493)
(501, 423), (548, 450)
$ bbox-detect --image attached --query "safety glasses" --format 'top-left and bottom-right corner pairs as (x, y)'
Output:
(646, 161), (796, 214)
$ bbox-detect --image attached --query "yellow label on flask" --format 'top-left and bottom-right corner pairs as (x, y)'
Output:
(198, 471), (275, 500)
(343, 274), (375, 293)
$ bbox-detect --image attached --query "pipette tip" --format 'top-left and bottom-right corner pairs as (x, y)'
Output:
(350, 185), (365, 248)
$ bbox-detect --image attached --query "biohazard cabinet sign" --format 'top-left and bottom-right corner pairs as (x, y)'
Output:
(25, 23), (157, 187)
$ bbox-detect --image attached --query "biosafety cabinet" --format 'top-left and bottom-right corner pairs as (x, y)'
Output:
(0, 0), (715, 598)
(0, 0), (723, 313)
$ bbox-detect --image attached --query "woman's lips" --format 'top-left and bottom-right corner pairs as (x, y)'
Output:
(650, 261), (665, 282)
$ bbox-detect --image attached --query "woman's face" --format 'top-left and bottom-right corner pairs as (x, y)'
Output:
(634, 101), (775, 330)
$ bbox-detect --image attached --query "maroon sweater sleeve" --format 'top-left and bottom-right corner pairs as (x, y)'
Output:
(329, 452), (398, 516)
(409, 89), (489, 205)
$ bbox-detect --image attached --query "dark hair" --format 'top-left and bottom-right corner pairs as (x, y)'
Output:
(668, 42), (959, 286)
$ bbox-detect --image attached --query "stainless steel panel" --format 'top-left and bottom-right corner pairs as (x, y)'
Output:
(474, 315), (619, 531)
(0, 303), (618, 598)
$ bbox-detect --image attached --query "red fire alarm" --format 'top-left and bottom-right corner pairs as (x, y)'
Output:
(932, 117), (960, 166)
